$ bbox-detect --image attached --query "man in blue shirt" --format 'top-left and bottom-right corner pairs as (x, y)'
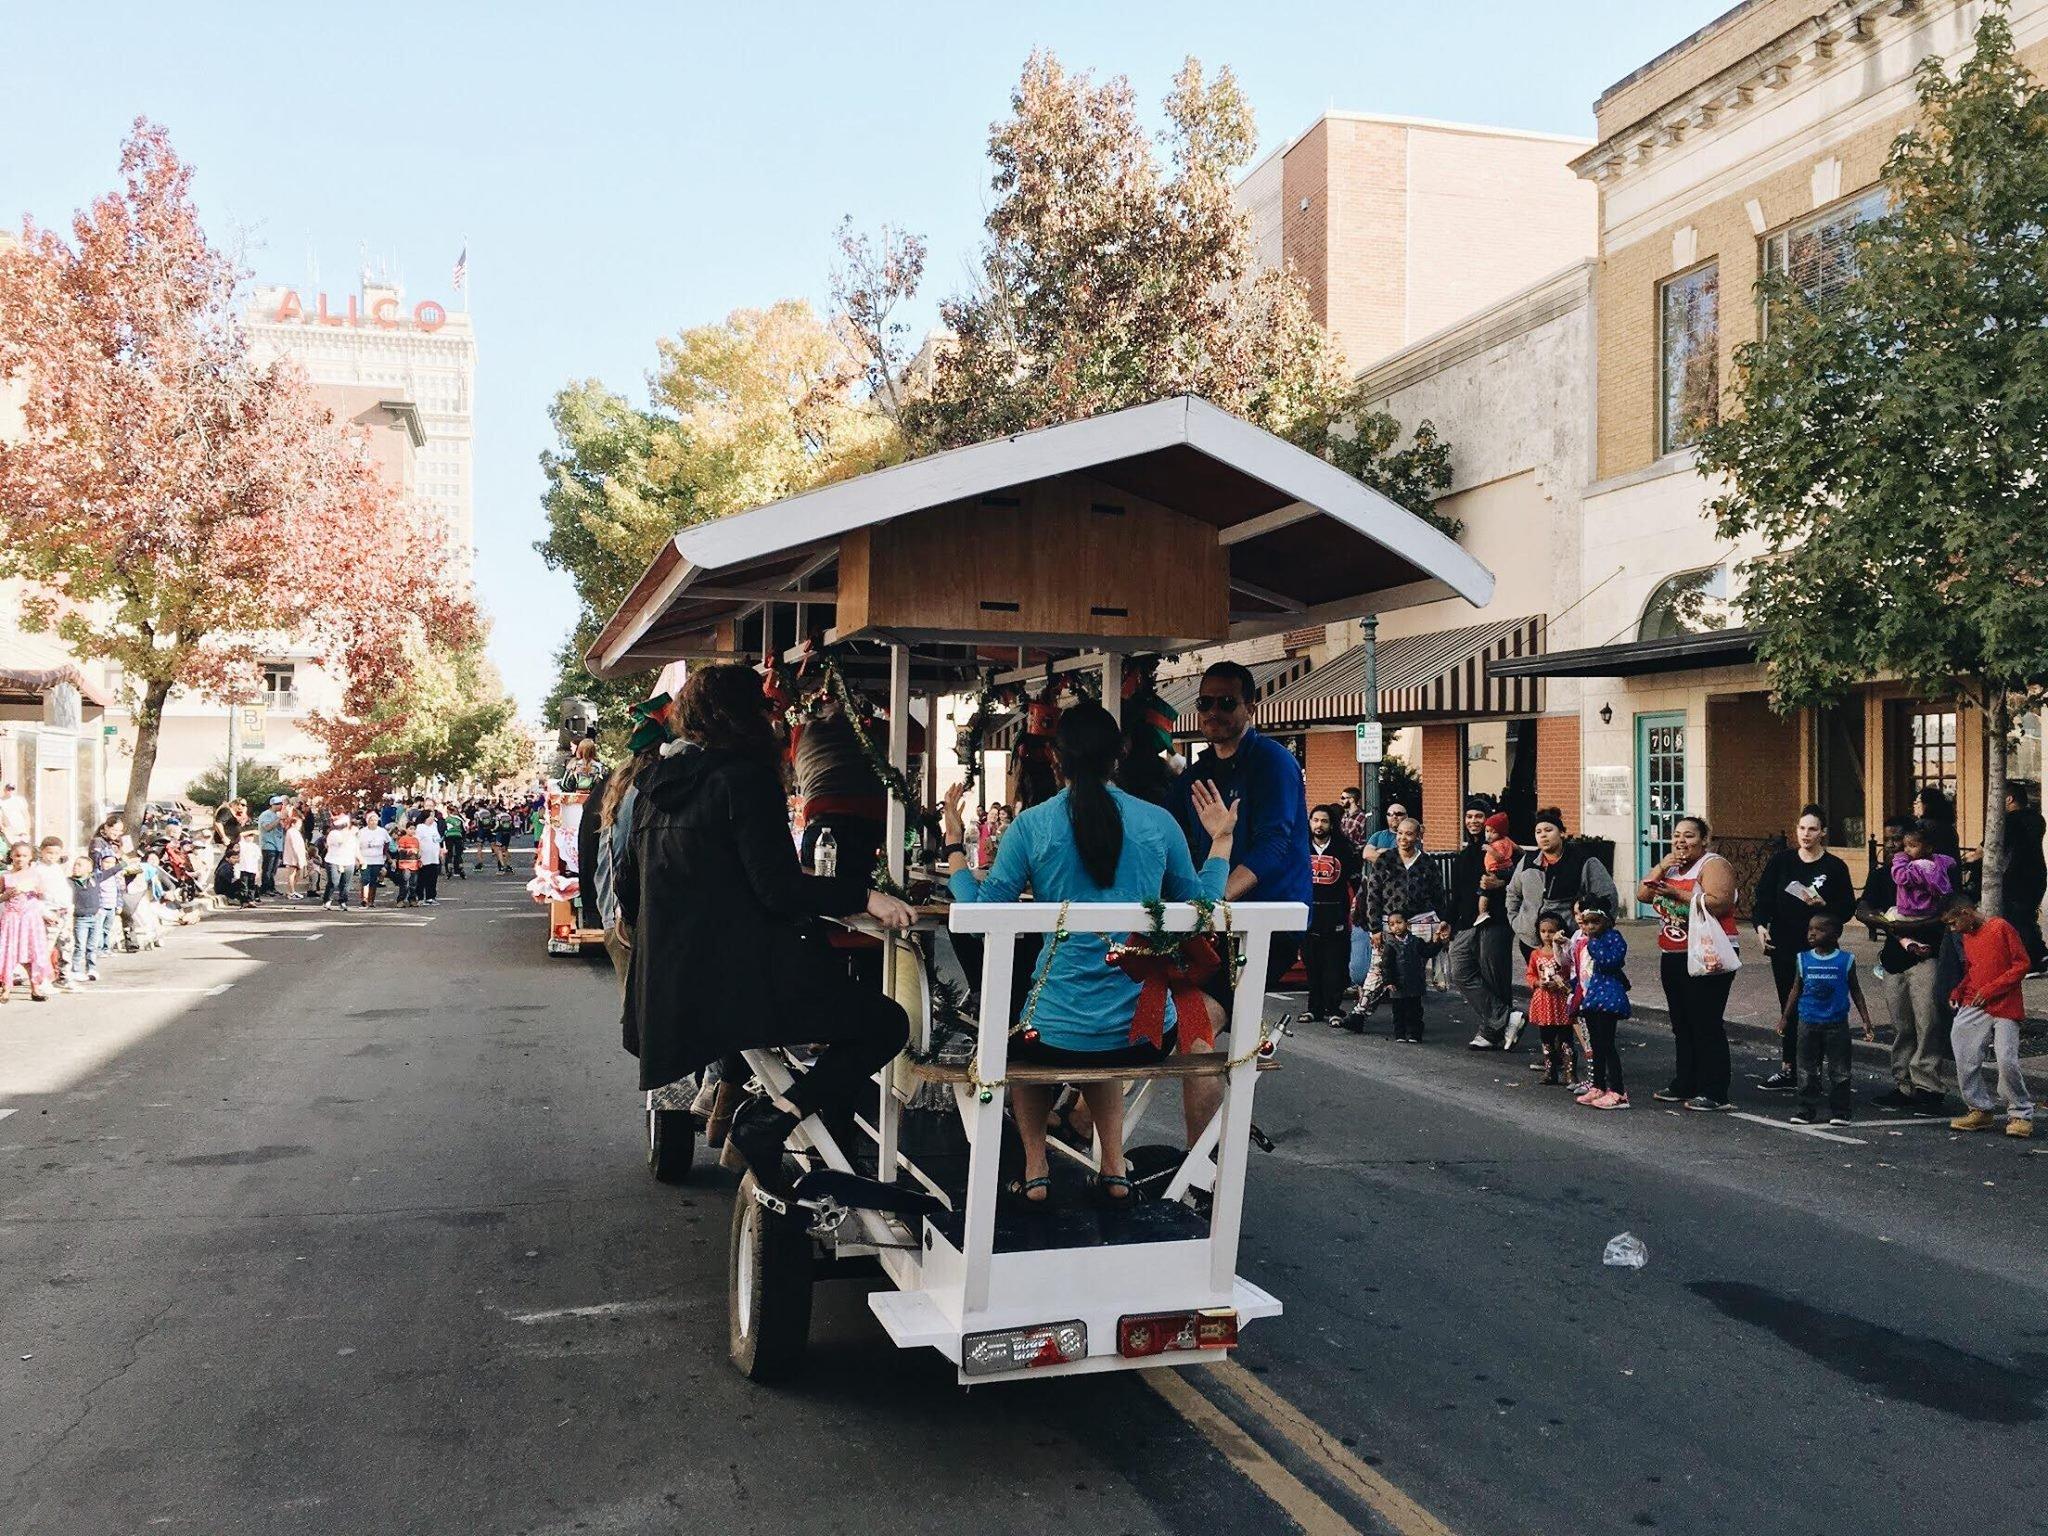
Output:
(257, 796), (286, 895)
(1170, 659), (1311, 973)
(1167, 659), (1310, 1149)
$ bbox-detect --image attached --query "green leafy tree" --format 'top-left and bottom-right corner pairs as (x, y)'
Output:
(891, 54), (1453, 528)
(186, 758), (294, 810)
(1697, 8), (2048, 911)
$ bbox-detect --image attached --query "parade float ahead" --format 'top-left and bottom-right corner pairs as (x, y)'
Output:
(529, 696), (607, 957)
(587, 396), (1493, 1385)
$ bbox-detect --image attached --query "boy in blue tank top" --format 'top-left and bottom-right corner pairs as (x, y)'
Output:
(1779, 912), (1873, 1125)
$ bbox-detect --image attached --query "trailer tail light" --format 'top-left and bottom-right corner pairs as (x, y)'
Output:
(960, 1320), (1087, 1377)
(1117, 1308), (1238, 1358)
(553, 923), (574, 938)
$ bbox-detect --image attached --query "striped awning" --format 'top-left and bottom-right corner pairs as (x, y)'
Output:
(1259, 616), (1545, 727)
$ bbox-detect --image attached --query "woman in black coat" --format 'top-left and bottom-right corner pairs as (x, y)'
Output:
(1750, 803), (1856, 1089)
(616, 664), (913, 1193)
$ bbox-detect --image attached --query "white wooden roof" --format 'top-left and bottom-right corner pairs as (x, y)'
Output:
(586, 395), (1494, 677)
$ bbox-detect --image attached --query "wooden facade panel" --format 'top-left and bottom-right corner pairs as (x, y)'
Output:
(841, 474), (1229, 645)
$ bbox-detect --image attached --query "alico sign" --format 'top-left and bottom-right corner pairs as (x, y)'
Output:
(268, 290), (449, 333)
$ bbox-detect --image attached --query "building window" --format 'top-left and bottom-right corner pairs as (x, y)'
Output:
(1637, 566), (1732, 642)
(262, 663), (298, 711)
(1814, 700), (1866, 850)
(1463, 719), (1539, 840)
(1659, 262), (1719, 454)
(1905, 707), (1958, 802)
(1761, 187), (1888, 322)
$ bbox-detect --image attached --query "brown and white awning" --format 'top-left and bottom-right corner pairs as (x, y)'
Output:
(1259, 616), (1545, 727)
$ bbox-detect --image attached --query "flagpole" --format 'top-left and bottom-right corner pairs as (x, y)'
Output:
(460, 234), (470, 314)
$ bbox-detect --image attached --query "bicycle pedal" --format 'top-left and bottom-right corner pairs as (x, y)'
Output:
(750, 1185), (789, 1217)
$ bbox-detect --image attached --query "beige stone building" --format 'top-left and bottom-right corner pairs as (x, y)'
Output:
(1236, 111), (1598, 371)
(1486, 0), (2048, 901)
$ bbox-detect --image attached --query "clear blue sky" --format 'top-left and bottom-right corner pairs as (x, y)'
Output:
(5, 2), (1727, 714)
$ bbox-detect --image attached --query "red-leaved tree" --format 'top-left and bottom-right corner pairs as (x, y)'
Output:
(0, 119), (473, 823)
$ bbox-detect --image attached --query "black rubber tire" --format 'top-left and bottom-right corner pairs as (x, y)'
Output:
(647, 1106), (696, 1185)
(727, 1172), (815, 1383)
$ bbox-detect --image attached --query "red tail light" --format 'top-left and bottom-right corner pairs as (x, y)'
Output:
(1118, 1308), (1238, 1358)
(553, 923), (574, 938)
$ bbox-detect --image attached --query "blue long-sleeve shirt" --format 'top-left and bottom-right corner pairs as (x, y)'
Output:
(948, 785), (1227, 1051)
(1169, 728), (1311, 912)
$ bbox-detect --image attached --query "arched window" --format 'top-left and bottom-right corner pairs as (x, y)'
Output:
(1637, 566), (1732, 642)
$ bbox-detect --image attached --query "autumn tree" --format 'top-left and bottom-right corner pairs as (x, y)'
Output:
(889, 55), (1452, 524)
(1696, 10), (2048, 912)
(536, 300), (903, 717)
(0, 119), (472, 825)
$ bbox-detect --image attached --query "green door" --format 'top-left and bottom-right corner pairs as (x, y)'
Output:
(1635, 712), (1687, 917)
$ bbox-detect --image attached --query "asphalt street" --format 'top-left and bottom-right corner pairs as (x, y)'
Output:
(3, 865), (2045, 1535)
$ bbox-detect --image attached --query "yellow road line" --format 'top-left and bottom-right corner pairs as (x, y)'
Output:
(1145, 1367), (1362, 1536)
(1209, 1359), (1457, 1536)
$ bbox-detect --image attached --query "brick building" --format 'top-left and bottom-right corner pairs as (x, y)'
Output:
(1235, 111), (1597, 371)
(1485, 0), (2048, 902)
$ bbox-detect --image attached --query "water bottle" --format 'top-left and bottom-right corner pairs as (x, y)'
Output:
(815, 827), (838, 879)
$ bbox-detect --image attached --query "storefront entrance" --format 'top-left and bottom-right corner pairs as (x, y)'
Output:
(1635, 711), (1686, 914)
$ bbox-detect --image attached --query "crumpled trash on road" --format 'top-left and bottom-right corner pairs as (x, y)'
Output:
(1603, 1232), (1648, 1269)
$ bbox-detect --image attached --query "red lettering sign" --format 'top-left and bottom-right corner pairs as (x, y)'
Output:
(265, 289), (453, 332)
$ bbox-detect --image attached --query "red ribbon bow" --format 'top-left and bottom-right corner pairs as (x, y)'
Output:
(1109, 937), (1221, 1051)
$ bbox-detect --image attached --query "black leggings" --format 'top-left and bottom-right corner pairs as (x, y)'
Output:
(1585, 1010), (1624, 1094)
(1661, 950), (1734, 1102)
(1768, 947), (1801, 1067)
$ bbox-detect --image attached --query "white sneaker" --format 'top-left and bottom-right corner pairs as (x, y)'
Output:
(1467, 1031), (1495, 1050)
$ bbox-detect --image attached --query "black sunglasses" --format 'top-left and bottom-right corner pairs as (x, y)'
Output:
(1195, 694), (1243, 713)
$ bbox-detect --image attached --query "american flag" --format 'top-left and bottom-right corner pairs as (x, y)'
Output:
(452, 245), (468, 291)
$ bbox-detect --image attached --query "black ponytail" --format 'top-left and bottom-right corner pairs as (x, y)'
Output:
(1055, 702), (1124, 888)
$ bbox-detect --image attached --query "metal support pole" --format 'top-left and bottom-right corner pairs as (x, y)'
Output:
(1360, 615), (1380, 831)
(227, 700), (240, 801)
(1100, 654), (1123, 716)
(886, 642), (910, 888)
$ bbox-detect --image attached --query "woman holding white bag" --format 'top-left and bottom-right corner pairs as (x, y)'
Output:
(1638, 814), (1741, 1111)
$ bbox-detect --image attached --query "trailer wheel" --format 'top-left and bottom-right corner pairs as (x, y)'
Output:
(728, 1173), (814, 1382)
(647, 1106), (696, 1184)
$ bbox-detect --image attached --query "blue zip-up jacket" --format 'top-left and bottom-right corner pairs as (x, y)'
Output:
(1169, 728), (1311, 911)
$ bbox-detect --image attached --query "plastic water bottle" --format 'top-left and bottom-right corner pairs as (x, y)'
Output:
(815, 827), (838, 878)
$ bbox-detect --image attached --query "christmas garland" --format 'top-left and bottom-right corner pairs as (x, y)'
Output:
(812, 650), (919, 815)
(953, 668), (1000, 795)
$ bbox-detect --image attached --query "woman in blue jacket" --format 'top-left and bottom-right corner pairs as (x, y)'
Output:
(943, 703), (1237, 1205)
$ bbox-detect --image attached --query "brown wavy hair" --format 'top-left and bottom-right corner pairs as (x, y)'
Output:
(676, 663), (776, 756)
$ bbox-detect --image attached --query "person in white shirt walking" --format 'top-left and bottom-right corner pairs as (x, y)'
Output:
(411, 809), (443, 905)
(356, 817), (390, 908)
(323, 814), (362, 911)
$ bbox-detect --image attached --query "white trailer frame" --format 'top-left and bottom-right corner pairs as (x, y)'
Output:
(739, 896), (1304, 1386)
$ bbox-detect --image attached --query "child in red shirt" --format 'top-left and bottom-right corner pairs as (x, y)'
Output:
(394, 829), (423, 908)
(1524, 911), (1579, 1085)
(1942, 893), (2034, 1137)
(1475, 812), (1518, 925)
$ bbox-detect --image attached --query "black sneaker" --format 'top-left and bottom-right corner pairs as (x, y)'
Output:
(1789, 1108), (1817, 1124)
(1910, 1089), (1950, 1111)
(1828, 1115), (1853, 1126)
(1652, 1087), (1685, 1103)
(1758, 1072), (1796, 1092)
(727, 1098), (799, 1198)
(1872, 1088), (1914, 1110)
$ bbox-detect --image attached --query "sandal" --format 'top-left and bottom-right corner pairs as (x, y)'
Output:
(1091, 1172), (1138, 1207)
(1002, 1175), (1054, 1211)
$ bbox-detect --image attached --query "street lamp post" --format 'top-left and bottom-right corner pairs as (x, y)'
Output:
(1360, 614), (1380, 831)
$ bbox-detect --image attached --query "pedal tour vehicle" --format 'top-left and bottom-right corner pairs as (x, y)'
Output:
(585, 395), (1492, 1385)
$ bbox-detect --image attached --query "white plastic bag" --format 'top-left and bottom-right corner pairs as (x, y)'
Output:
(1603, 1231), (1648, 1269)
(1686, 883), (1741, 977)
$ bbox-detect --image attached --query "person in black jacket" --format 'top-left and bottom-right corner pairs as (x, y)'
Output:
(1751, 804), (1857, 1089)
(1303, 804), (1361, 1023)
(2000, 783), (2048, 973)
(1446, 796), (1516, 1050)
(616, 664), (914, 1196)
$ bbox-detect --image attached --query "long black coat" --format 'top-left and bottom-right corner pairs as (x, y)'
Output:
(616, 745), (868, 1092)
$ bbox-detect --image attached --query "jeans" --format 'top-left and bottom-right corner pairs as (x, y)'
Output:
(1449, 923), (1513, 1042)
(1797, 1016), (1853, 1119)
(326, 865), (353, 908)
(1951, 1005), (2034, 1120)
(762, 985), (908, 1120)
(73, 911), (101, 976)
(361, 863), (384, 902)
(1877, 961), (1945, 1095)
(260, 847), (281, 893)
(1661, 950), (1734, 1102)
(1349, 925), (1375, 987)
